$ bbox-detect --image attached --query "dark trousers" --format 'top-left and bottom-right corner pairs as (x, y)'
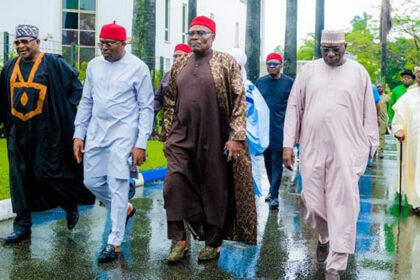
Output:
(13, 210), (32, 232)
(13, 202), (77, 232)
(167, 213), (223, 248)
(264, 149), (283, 199)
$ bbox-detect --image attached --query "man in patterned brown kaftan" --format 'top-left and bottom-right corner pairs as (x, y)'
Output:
(161, 16), (257, 263)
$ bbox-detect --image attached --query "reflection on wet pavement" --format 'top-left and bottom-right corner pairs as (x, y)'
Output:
(0, 136), (417, 279)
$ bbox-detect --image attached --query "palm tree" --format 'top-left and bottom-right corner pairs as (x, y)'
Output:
(314, 0), (324, 59)
(284, 0), (297, 78)
(380, 0), (392, 80)
(245, 0), (261, 83)
(188, 0), (197, 24)
(132, 0), (156, 71)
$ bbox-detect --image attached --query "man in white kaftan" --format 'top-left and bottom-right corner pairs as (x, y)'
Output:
(73, 22), (154, 262)
(282, 30), (378, 280)
(392, 66), (420, 214)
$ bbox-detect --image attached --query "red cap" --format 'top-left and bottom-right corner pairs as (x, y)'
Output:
(174, 43), (191, 53)
(189, 16), (216, 34)
(266, 53), (283, 63)
(99, 21), (127, 41)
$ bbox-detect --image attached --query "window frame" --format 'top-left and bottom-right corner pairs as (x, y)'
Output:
(181, 3), (187, 43)
(164, 0), (170, 43)
(61, 0), (97, 66)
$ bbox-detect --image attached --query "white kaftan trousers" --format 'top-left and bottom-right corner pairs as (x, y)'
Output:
(85, 176), (129, 246)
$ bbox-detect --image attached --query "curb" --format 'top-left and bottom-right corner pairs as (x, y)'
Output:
(0, 167), (168, 222)
(0, 199), (15, 221)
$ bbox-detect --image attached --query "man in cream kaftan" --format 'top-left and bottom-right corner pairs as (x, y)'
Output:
(392, 66), (420, 213)
(283, 30), (378, 279)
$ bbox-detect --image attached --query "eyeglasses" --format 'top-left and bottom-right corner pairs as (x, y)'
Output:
(267, 62), (281, 67)
(97, 40), (122, 48)
(14, 38), (36, 46)
(320, 46), (342, 54)
(186, 31), (213, 37)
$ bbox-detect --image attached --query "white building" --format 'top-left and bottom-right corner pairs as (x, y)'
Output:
(0, 0), (253, 70)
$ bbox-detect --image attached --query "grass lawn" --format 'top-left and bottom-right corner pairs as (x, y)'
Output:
(139, 140), (167, 171)
(0, 140), (166, 201)
(0, 139), (10, 200)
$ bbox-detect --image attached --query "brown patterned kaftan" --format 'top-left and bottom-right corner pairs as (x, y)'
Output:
(161, 50), (257, 245)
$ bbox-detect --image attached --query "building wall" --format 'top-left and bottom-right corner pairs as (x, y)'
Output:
(155, 0), (189, 71)
(0, 0), (247, 69)
(0, 0), (60, 42)
(97, 0), (133, 53)
(198, 0), (246, 51)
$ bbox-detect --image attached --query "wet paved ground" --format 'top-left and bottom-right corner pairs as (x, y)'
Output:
(0, 136), (417, 280)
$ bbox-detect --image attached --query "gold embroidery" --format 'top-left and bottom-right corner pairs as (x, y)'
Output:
(20, 92), (29, 107)
(9, 52), (47, 122)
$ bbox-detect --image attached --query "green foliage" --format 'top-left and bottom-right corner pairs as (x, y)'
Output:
(75, 61), (88, 83)
(132, 0), (156, 70)
(151, 69), (163, 90)
(386, 37), (417, 88)
(346, 13), (381, 80)
(273, 45), (284, 55)
(132, 0), (147, 60)
(297, 9), (419, 89)
(297, 33), (315, 60)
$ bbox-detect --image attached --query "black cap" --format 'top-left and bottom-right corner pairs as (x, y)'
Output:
(400, 69), (415, 79)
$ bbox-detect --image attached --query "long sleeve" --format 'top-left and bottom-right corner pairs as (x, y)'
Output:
(73, 65), (93, 140)
(392, 95), (406, 134)
(362, 73), (379, 157)
(228, 59), (247, 141)
(0, 68), (7, 127)
(161, 56), (188, 141)
(134, 66), (154, 149)
(283, 71), (305, 148)
(154, 71), (170, 113)
(55, 56), (83, 108)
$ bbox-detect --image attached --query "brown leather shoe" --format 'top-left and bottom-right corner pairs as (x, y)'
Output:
(325, 269), (340, 280)
(316, 241), (329, 263)
(167, 241), (189, 263)
(198, 246), (220, 262)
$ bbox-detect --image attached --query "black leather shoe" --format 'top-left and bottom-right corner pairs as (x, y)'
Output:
(98, 244), (119, 263)
(66, 209), (79, 230)
(316, 241), (329, 263)
(3, 230), (31, 244)
(269, 198), (279, 210)
(126, 206), (136, 225)
(265, 193), (272, 202)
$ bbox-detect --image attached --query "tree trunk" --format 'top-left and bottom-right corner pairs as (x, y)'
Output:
(188, 0), (197, 24)
(132, 0), (156, 71)
(381, 41), (387, 81)
(314, 0), (324, 59)
(380, 0), (392, 80)
(245, 0), (261, 83)
(284, 0), (297, 78)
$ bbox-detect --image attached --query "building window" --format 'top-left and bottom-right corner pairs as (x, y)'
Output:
(182, 3), (187, 43)
(165, 0), (170, 43)
(62, 0), (96, 66)
(165, 57), (171, 71)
